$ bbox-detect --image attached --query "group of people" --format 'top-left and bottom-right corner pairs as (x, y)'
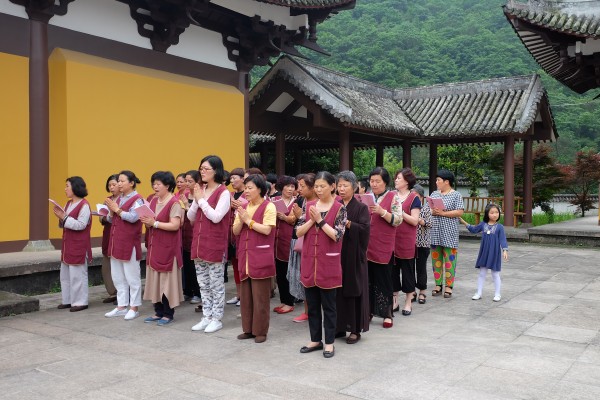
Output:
(54, 155), (509, 358)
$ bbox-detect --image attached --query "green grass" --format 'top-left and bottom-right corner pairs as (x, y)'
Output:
(462, 212), (577, 227)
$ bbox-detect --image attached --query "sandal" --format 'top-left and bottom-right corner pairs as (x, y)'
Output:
(444, 288), (453, 298)
(418, 293), (427, 304)
(432, 286), (443, 296)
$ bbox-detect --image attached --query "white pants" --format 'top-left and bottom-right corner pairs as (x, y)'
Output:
(110, 248), (142, 307)
(60, 262), (89, 306)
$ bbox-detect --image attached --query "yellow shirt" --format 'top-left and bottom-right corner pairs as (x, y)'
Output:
(233, 201), (277, 230)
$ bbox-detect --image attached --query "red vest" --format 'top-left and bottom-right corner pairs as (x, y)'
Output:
(61, 199), (92, 265)
(108, 193), (143, 261)
(191, 185), (231, 263)
(147, 196), (183, 272)
(395, 192), (418, 259)
(181, 213), (193, 252)
(300, 200), (344, 289)
(101, 195), (117, 256)
(237, 200), (276, 281)
(275, 199), (294, 262)
(366, 191), (395, 264)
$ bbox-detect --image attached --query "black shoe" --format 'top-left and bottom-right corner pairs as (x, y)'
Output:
(402, 309), (411, 316)
(323, 346), (335, 358)
(300, 342), (324, 353)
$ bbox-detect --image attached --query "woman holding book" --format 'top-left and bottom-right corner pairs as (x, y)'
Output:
(99, 174), (119, 304)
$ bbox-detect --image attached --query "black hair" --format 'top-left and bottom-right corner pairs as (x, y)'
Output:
(297, 172), (316, 188)
(315, 171), (336, 194)
(67, 176), (88, 198)
(369, 166), (391, 186)
(185, 170), (200, 183)
(483, 203), (502, 223)
(396, 168), (417, 189)
(266, 173), (278, 185)
(223, 170), (231, 187)
(105, 174), (119, 193)
(244, 174), (268, 197)
(150, 171), (176, 193)
(176, 173), (186, 180)
(436, 169), (455, 187)
(357, 178), (370, 193)
(119, 170), (141, 189)
(276, 175), (298, 191)
(199, 155), (225, 184)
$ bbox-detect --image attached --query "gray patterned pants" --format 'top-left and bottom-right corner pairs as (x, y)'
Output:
(195, 259), (225, 321)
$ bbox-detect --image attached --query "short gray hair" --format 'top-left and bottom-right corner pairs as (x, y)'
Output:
(337, 170), (358, 190)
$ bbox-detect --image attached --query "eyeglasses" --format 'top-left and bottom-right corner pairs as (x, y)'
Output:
(199, 167), (213, 172)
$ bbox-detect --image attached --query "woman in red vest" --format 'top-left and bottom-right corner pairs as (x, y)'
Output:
(53, 176), (92, 312)
(104, 170), (144, 321)
(232, 174), (276, 343)
(189, 155), (231, 334)
(99, 174), (119, 304)
(366, 167), (403, 328)
(297, 171), (347, 358)
(182, 169), (202, 308)
(140, 171), (184, 326)
(393, 168), (421, 316)
(272, 175), (297, 315)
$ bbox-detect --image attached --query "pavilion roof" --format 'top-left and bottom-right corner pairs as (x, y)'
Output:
(394, 74), (553, 139)
(504, 0), (600, 37)
(256, 0), (355, 9)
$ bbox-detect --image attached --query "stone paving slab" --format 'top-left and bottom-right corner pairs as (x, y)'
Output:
(0, 241), (599, 399)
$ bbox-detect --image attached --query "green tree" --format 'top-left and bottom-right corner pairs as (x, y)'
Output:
(559, 150), (600, 216)
(438, 145), (492, 195)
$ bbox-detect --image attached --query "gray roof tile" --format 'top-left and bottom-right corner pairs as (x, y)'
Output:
(256, 0), (355, 9)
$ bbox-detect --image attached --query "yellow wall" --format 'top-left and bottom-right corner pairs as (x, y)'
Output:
(0, 52), (29, 241)
(48, 49), (245, 239)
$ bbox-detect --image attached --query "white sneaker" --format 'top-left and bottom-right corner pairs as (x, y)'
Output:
(124, 309), (139, 320)
(190, 296), (201, 304)
(204, 320), (223, 333)
(191, 318), (211, 331)
(236, 300), (240, 307)
(226, 296), (239, 305)
(105, 307), (128, 318)
(493, 295), (502, 302)
(472, 293), (482, 300)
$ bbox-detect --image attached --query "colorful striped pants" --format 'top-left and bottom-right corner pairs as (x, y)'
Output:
(431, 246), (457, 288)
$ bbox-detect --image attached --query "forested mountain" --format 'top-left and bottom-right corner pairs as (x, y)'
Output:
(252, 0), (600, 163)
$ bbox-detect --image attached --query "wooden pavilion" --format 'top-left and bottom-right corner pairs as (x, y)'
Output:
(504, 0), (600, 93)
(249, 56), (557, 227)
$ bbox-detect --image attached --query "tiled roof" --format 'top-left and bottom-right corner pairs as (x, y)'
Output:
(256, 0), (355, 9)
(503, 0), (600, 37)
(250, 56), (421, 135)
(394, 75), (549, 137)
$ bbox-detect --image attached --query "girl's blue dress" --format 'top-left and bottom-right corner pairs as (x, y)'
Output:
(466, 222), (508, 271)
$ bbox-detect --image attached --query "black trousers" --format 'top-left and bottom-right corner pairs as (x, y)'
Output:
(415, 247), (430, 291)
(182, 250), (200, 297)
(305, 286), (337, 345)
(396, 257), (416, 293)
(154, 294), (174, 319)
(275, 259), (294, 306)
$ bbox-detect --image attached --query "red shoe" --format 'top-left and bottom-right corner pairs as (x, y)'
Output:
(383, 318), (393, 328)
(273, 306), (282, 313)
(277, 306), (294, 314)
(293, 313), (309, 323)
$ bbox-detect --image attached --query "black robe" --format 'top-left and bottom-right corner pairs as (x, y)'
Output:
(336, 197), (371, 334)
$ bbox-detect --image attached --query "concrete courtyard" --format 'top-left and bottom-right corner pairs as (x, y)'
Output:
(1, 241), (600, 399)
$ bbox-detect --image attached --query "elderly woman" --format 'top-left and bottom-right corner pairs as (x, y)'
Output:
(366, 167), (403, 328)
(429, 169), (464, 298)
(393, 168), (421, 316)
(335, 171), (370, 344)
(412, 184), (432, 304)
(233, 174), (276, 343)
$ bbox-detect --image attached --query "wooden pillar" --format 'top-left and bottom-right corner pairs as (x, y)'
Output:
(428, 142), (438, 195)
(260, 144), (268, 173)
(275, 132), (285, 176)
(402, 140), (412, 168)
(503, 136), (515, 227)
(339, 129), (350, 172)
(522, 138), (533, 227)
(376, 144), (384, 167)
(24, 16), (54, 251)
(349, 142), (354, 172)
(239, 72), (250, 170)
(294, 149), (302, 175)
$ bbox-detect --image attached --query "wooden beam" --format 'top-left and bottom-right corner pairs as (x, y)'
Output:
(522, 137), (533, 226)
(402, 139), (412, 168)
(376, 144), (384, 167)
(281, 100), (302, 118)
(339, 128), (350, 172)
(428, 142), (437, 195)
(275, 132), (285, 176)
(504, 136), (515, 227)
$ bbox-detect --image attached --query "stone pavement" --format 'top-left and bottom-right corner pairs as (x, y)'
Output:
(1, 241), (600, 400)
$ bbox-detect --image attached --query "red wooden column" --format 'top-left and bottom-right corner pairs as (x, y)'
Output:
(402, 140), (412, 168)
(275, 132), (285, 176)
(239, 71), (250, 169)
(428, 142), (438, 195)
(522, 138), (533, 226)
(339, 129), (350, 172)
(376, 144), (384, 167)
(349, 142), (354, 172)
(24, 15), (54, 251)
(503, 136), (515, 227)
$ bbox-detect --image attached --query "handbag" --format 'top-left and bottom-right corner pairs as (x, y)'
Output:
(293, 236), (304, 253)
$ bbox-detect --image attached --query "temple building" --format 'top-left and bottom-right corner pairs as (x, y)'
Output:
(0, 0), (355, 252)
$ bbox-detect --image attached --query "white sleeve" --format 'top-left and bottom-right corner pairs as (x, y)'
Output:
(187, 199), (199, 223)
(198, 190), (231, 223)
(64, 204), (91, 231)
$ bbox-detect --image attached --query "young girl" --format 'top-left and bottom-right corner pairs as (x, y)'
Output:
(459, 203), (508, 302)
